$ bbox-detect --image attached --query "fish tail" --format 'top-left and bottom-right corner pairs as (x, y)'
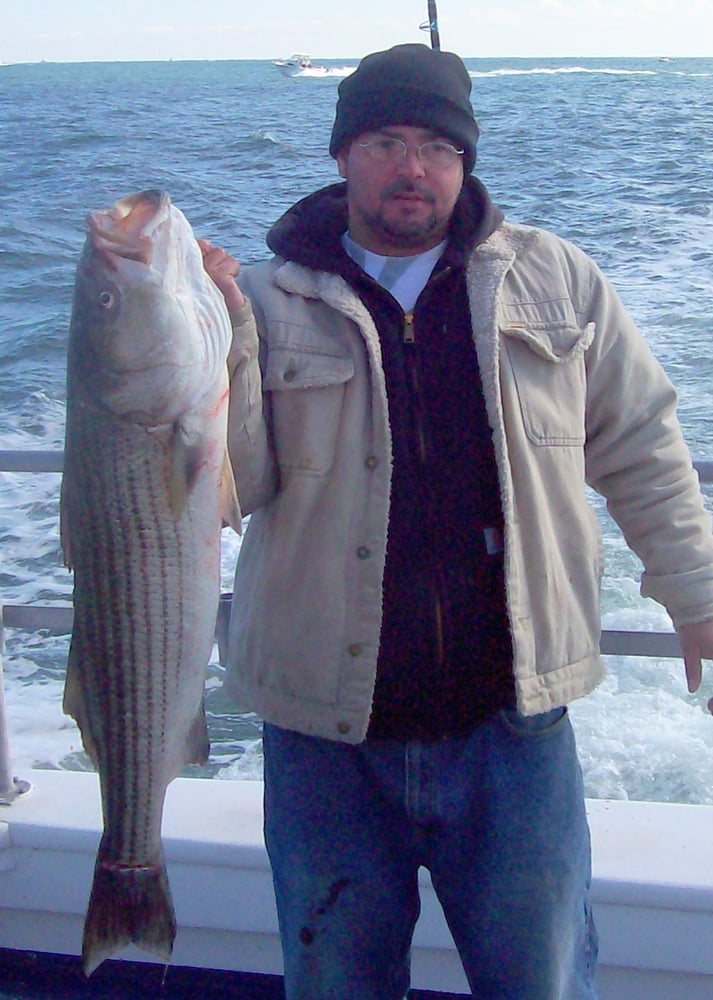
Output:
(82, 854), (176, 976)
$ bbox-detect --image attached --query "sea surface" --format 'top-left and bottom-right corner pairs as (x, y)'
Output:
(1, 56), (713, 803)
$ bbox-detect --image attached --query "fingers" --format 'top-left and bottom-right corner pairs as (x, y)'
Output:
(198, 239), (239, 279)
(677, 621), (713, 706)
(681, 634), (702, 692)
(198, 239), (245, 312)
(684, 651), (702, 694)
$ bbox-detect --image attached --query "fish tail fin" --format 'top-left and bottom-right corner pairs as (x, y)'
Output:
(82, 850), (176, 976)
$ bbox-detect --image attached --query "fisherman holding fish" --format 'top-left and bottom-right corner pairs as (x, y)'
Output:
(202, 44), (713, 999)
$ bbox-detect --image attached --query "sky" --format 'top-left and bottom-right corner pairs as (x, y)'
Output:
(3, 0), (713, 64)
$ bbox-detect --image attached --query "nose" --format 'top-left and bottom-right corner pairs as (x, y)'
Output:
(396, 146), (426, 177)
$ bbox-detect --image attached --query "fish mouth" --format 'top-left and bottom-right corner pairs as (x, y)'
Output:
(88, 189), (171, 266)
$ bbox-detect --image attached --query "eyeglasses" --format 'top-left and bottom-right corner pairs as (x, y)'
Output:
(357, 136), (464, 169)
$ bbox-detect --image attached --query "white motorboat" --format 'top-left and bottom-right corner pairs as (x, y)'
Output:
(272, 54), (328, 77)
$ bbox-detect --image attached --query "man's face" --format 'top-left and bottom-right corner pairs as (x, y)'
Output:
(337, 125), (465, 256)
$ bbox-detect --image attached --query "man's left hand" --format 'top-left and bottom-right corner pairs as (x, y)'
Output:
(677, 619), (713, 713)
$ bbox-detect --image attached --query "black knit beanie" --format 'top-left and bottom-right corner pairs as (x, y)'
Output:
(330, 43), (479, 173)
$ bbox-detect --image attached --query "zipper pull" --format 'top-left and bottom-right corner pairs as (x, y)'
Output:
(403, 312), (415, 344)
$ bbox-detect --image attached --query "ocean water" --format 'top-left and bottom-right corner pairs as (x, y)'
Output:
(1, 56), (713, 803)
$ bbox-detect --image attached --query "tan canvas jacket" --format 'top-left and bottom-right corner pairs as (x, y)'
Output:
(224, 221), (713, 743)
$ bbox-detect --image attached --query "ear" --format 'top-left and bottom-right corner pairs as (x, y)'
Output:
(337, 149), (348, 179)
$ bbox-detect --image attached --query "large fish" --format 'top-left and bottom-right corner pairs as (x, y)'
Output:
(60, 189), (241, 975)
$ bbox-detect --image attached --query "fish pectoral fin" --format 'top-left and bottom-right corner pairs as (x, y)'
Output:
(167, 424), (242, 532)
(220, 451), (243, 534)
(167, 422), (207, 518)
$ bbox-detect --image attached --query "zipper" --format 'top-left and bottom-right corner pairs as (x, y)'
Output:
(401, 297), (447, 666)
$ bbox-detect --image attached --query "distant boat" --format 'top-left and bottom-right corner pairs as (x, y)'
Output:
(272, 53), (328, 77)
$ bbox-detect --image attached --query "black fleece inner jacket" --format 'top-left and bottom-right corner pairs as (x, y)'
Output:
(266, 176), (515, 739)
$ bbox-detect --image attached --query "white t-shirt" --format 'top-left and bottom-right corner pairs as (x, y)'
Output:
(342, 233), (446, 313)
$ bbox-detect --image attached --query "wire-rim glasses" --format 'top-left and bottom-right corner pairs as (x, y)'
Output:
(357, 136), (464, 169)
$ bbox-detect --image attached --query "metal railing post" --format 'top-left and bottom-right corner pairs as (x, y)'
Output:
(0, 607), (31, 803)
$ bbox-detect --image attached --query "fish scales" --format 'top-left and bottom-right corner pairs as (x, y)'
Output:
(68, 415), (201, 846)
(61, 190), (241, 975)
(65, 411), (211, 959)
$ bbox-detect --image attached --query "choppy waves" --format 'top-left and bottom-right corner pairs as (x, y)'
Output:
(2, 57), (713, 798)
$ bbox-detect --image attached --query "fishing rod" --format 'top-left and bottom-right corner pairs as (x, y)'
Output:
(420, 0), (441, 50)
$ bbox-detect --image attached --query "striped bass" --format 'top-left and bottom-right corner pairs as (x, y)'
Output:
(60, 189), (241, 975)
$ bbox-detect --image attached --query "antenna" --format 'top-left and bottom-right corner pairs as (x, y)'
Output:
(419, 0), (441, 50)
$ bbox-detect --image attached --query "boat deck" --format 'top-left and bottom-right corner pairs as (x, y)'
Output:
(2, 771), (713, 999)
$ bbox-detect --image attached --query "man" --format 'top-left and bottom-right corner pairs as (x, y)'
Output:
(201, 43), (713, 1000)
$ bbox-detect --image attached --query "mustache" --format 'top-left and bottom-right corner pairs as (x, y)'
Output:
(380, 179), (436, 203)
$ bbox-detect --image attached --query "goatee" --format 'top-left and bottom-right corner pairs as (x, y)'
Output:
(364, 180), (440, 251)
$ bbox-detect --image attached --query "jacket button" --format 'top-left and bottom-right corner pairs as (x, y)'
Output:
(337, 721), (351, 735)
(283, 368), (297, 382)
(348, 643), (362, 657)
(365, 455), (378, 469)
(356, 546), (370, 559)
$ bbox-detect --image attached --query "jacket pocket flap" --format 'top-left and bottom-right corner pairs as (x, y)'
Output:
(502, 320), (595, 363)
(264, 344), (355, 391)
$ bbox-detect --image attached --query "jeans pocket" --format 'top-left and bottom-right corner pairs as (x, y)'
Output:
(499, 705), (568, 739)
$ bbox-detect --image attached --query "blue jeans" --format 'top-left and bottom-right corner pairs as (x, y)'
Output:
(263, 710), (598, 1000)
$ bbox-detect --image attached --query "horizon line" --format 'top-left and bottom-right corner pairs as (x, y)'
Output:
(2, 53), (712, 67)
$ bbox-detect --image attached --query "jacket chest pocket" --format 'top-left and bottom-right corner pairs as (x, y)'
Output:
(263, 344), (355, 475)
(501, 320), (594, 446)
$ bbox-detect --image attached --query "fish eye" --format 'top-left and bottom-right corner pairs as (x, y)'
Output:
(98, 290), (115, 309)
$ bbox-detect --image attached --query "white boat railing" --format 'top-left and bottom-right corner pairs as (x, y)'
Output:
(2, 449), (713, 802)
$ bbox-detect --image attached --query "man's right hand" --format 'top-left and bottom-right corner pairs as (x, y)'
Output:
(198, 238), (246, 313)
